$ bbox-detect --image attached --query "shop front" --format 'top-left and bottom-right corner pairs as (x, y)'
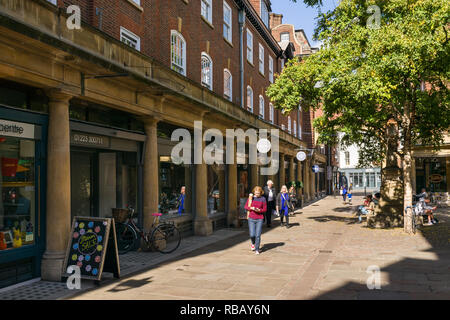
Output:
(415, 157), (449, 193)
(0, 108), (47, 289)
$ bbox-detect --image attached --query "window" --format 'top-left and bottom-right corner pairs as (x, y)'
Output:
(247, 86), (253, 112)
(259, 44), (264, 74)
(269, 56), (273, 83)
(246, 29), (253, 63)
(131, 0), (141, 5)
(294, 120), (297, 137)
(259, 95), (265, 119)
(345, 151), (350, 166)
(281, 58), (285, 70)
(201, 53), (213, 89)
(269, 103), (274, 123)
(223, 1), (232, 43)
(120, 27), (141, 51)
(299, 123), (302, 139)
(288, 116), (291, 133)
(260, 0), (269, 28)
(224, 69), (232, 101)
(47, 0), (57, 4)
(171, 30), (187, 76)
(281, 124), (285, 131)
(280, 32), (290, 42)
(201, 0), (213, 24)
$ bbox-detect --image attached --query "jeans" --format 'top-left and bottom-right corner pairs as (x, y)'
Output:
(248, 218), (263, 251)
(358, 206), (368, 222)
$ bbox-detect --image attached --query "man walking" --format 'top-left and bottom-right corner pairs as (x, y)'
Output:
(263, 180), (276, 228)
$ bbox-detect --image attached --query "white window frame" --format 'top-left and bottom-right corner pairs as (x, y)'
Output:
(246, 29), (253, 64)
(281, 58), (285, 71)
(269, 56), (273, 83)
(259, 43), (264, 75)
(201, 0), (213, 24)
(281, 124), (285, 131)
(47, 0), (57, 5)
(294, 120), (297, 137)
(247, 86), (253, 112)
(259, 95), (265, 119)
(224, 69), (232, 101)
(120, 27), (141, 51)
(269, 103), (274, 123)
(223, 1), (232, 43)
(280, 32), (290, 42)
(260, 0), (269, 28)
(171, 30), (187, 76)
(299, 123), (302, 139)
(288, 116), (292, 133)
(201, 52), (213, 90)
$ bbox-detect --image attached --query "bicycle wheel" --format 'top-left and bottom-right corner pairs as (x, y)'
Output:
(150, 223), (181, 254)
(115, 223), (138, 254)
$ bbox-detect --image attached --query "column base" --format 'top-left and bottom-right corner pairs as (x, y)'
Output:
(194, 218), (213, 236)
(41, 251), (66, 282)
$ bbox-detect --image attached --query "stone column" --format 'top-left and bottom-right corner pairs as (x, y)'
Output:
(250, 163), (258, 189)
(41, 90), (72, 282)
(303, 159), (310, 202)
(297, 160), (303, 205)
(218, 168), (225, 212)
(289, 156), (295, 184)
(142, 117), (160, 232)
(184, 167), (192, 213)
(279, 154), (286, 188)
(227, 144), (238, 227)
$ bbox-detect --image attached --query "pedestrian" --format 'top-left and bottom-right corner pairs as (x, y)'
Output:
(356, 195), (375, 223)
(288, 184), (297, 214)
(342, 185), (347, 204)
(177, 186), (186, 215)
(277, 185), (291, 228)
(347, 183), (353, 204)
(245, 186), (267, 255)
(263, 180), (276, 228)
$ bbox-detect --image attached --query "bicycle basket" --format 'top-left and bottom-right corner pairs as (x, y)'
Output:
(112, 208), (130, 223)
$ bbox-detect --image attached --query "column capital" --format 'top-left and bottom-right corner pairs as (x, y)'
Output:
(140, 115), (163, 127)
(46, 89), (73, 103)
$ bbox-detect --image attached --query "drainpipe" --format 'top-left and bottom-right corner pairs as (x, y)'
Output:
(238, 9), (245, 108)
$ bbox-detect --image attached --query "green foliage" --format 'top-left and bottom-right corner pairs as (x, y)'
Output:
(268, 0), (450, 167)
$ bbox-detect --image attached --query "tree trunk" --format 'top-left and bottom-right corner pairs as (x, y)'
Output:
(403, 109), (413, 234)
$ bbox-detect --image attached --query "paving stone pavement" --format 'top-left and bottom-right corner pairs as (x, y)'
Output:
(66, 195), (450, 300)
(0, 229), (244, 300)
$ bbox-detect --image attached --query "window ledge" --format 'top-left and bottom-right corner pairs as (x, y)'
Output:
(201, 16), (214, 29)
(125, 0), (144, 12)
(223, 37), (233, 48)
(247, 59), (254, 67)
(258, 70), (265, 78)
(182, 0), (189, 4)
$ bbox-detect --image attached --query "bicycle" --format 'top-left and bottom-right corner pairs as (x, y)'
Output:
(115, 206), (181, 254)
(404, 204), (421, 234)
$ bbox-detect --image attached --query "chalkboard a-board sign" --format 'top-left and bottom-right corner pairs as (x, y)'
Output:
(63, 217), (120, 281)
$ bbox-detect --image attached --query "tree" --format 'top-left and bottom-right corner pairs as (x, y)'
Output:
(267, 0), (450, 233)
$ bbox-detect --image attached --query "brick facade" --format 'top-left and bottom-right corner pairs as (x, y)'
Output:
(54, 0), (298, 134)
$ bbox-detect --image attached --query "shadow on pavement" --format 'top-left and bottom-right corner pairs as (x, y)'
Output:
(260, 242), (285, 252)
(308, 215), (359, 225)
(107, 277), (153, 293)
(314, 208), (450, 300)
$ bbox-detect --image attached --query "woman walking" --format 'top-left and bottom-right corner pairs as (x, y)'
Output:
(277, 185), (291, 228)
(288, 185), (297, 215)
(245, 186), (267, 255)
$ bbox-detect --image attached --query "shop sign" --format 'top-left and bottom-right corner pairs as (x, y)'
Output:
(0, 119), (36, 139)
(71, 131), (110, 148)
(429, 174), (443, 183)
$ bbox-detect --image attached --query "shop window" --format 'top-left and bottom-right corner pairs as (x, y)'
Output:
(159, 159), (188, 215)
(0, 137), (36, 251)
(237, 164), (250, 218)
(207, 164), (225, 215)
(0, 81), (48, 113)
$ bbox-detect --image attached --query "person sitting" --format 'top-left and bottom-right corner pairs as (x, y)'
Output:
(356, 195), (375, 223)
(373, 192), (381, 206)
(416, 189), (437, 225)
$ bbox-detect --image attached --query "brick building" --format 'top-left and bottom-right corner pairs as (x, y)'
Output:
(0, 0), (314, 287)
(270, 12), (337, 197)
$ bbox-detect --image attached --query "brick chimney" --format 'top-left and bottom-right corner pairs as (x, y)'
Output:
(270, 13), (283, 29)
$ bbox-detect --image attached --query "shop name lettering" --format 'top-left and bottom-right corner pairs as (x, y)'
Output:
(0, 124), (24, 134)
(73, 134), (104, 145)
(78, 233), (97, 253)
(171, 121), (280, 175)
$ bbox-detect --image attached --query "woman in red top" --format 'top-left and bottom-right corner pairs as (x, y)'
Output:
(244, 186), (267, 255)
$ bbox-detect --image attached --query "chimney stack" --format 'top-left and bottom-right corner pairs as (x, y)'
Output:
(269, 13), (283, 29)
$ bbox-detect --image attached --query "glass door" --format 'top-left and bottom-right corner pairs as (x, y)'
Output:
(70, 150), (94, 219)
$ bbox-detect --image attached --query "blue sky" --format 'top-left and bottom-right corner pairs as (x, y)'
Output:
(270, 0), (338, 47)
